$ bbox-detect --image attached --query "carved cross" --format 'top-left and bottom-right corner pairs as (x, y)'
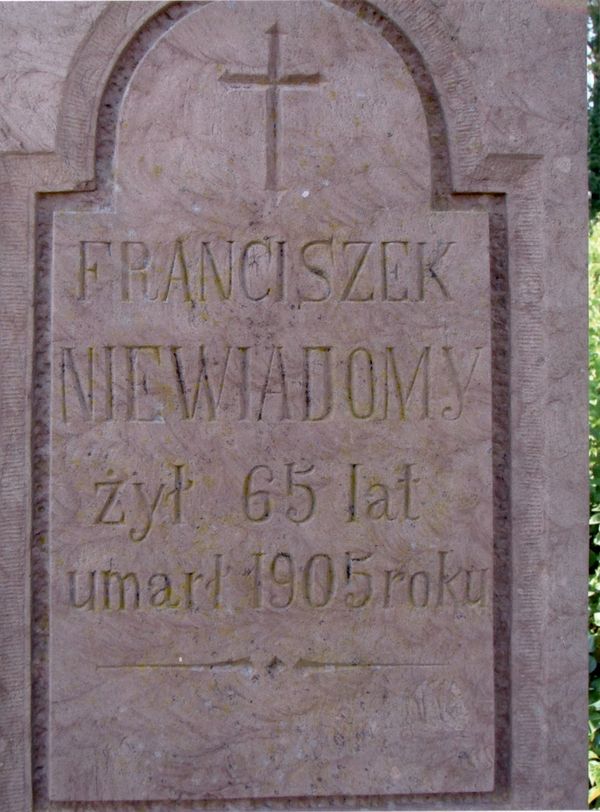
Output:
(219, 23), (322, 191)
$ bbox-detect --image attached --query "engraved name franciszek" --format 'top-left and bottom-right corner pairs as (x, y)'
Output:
(74, 236), (457, 304)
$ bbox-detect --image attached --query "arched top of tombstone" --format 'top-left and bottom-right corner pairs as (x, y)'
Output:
(113, 1), (432, 229)
(54, 0), (485, 195)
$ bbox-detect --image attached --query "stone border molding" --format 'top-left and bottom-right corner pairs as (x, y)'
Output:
(0, 2), (586, 810)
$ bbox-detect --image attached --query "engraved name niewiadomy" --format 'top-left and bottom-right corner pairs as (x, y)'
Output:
(58, 234), (484, 424)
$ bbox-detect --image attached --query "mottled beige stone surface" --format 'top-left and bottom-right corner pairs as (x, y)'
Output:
(50, 3), (493, 799)
(0, 2), (106, 151)
(0, 1), (588, 810)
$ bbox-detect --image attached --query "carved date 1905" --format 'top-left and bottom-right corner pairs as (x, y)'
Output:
(67, 549), (488, 612)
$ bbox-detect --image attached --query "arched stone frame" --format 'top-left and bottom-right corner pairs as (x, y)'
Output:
(0, 1), (575, 809)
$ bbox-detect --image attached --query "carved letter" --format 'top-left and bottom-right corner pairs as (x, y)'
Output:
(199, 241), (233, 301)
(125, 345), (163, 422)
(78, 241), (111, 301)
(129, 482), (166, 542)
(121, 241), (157, 301)
(94, 479), (125, 525)
(164, 463), (193, 524)
(384, 346), (430, 420)
(68, 571), (96, 610)
(240, 240), (271, 301)
(340, 241), (374, 301)
(162, 239), (192, 302)
(441, 346), (482, 420)
(435, 550), (462, 607)
(104, 346), (115, 420)
(347, 347), (375, 419)
(183, 571), (203, 610)
(239, 346), (250, 420)
(257, 347), (290, 420)
(409, 571), (430, 607)
(465, 567), (488, 606)
(60, 347), (94, 422)
(398, 463), (420, 521)
(383, 569), (405, 608)
(300, 239), (332, 302)
(102, 570), (140, 610)
(303, 346), (332, 421)
(381, 241), (409, 301)
(274, 240), (286, 302)
(366, 484), (395, 520)
(206, 554), (224, 609)
(148, 573), (180, 608)
(170, 345), (231, 420)
(417, 241), (454, 300)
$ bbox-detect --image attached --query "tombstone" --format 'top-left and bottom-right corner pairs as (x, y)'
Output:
(0, 1), (588, 809)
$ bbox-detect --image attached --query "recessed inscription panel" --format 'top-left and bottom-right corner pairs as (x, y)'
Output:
(49, 2), (494, 801)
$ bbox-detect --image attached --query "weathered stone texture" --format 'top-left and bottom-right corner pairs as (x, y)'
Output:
(0, 2), (588, 810)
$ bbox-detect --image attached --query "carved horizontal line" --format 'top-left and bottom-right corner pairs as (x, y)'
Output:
(293, 658), (446, 670)
(96, 657), (446, 672)
(97, 658), (252, 671)
(219, 72), (322, 87)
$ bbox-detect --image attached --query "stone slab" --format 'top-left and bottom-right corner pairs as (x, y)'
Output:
(0, 1), (589, 810)
(49, 4), (494, 798)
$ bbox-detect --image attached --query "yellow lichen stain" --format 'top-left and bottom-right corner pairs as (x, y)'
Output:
(328, 89), (337, 100)
(152, 164), (163, 178)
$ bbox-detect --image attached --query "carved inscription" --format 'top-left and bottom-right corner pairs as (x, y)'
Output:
(93, 463), (193, 541)
(76, 236), (458, 304)
(48, 2), (494, 797)
(67, 549), (489, 612)
(87, 459), (428, 544)
(51, 214), (494, 799)
(59, 343), (481, 423)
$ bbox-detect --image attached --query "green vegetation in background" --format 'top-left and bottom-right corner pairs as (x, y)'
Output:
(589, 219), (600, 807)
